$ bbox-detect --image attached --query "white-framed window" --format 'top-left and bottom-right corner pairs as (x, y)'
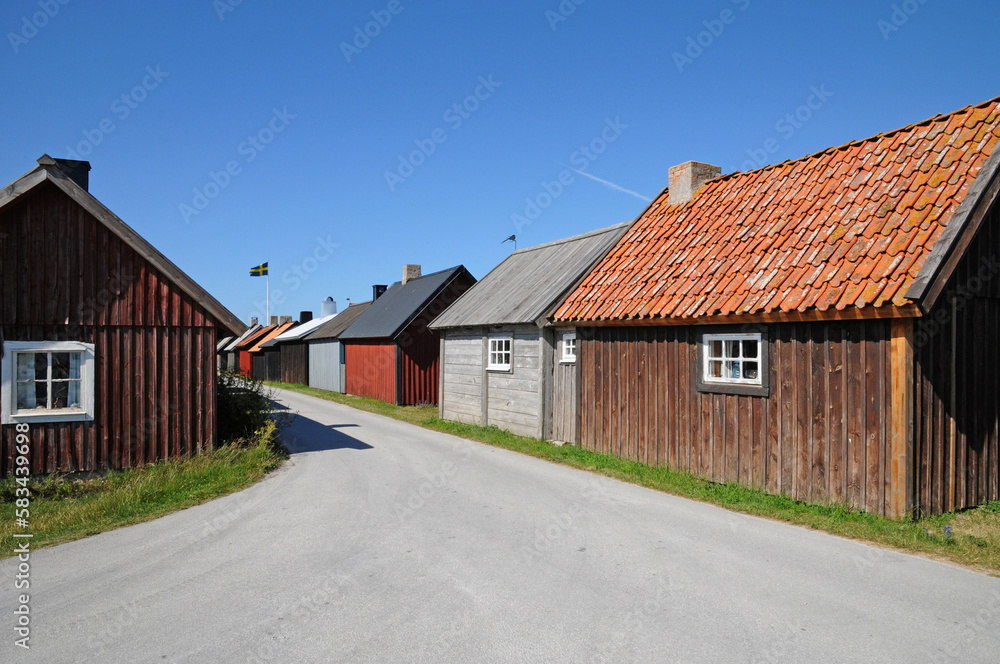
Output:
(487, 335), (512, 371)
(703, 333), (761, 386)
(561, 332), (577, 363)
(1, 341), (95, 423)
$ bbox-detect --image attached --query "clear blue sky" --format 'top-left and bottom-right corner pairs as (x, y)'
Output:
(2, 0), (998, 324)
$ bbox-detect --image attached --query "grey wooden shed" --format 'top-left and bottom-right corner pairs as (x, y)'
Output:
(429, 222), (630, 442)
(303, 302), (372, 393)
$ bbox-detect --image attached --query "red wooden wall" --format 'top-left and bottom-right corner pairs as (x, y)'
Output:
(345, 341), (397, 403)
(1, 181), (225, 475)
(579, 320), (894, 515)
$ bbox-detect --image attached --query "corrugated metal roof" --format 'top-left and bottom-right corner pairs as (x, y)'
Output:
(259, 313), (338, 347)
(303, 301), (373, 341)
(429, 222), (632, 329)
(556, 96), (1000, 322)
(223, 323), (262, 352)
(340, 266), (474, 340)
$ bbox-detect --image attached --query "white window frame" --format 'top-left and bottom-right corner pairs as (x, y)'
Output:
(561, 332), (577, 363)
(1, 341), (96, 424)
(702, 333), (762, 387)
(487, 335), (512, 372)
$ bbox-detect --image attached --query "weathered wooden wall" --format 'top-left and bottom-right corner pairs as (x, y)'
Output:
(344, 340), (396, 403)
(280, 343), (308, 385)
(551, 328), (578, 444)
(1, 181), (221, 475)
(579, 321), (893, 514)
(308, 340), (344, 393)
(486, 329), (542, 438)
(440, 331), (483, 425)
(912, 202), (1000, 516)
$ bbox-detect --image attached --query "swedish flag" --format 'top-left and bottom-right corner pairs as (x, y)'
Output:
(250, 262), (268, 277)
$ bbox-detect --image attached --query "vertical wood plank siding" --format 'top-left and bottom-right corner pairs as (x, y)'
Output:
(1, 182), (221, 476)
(345, 341), (397, 403)
(280, 343), (308, 385)
(396, 309), (442, 406)
(912, 202), (1000, 516)
(578, 321), (892, 513)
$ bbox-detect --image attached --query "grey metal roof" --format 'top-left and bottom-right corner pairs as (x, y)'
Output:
(217, 336), (235, 352)
(340, 266), (474, 340)
(429, 222), (632, 329)
(221, 324), (261, 352)
(303, 301), (373, 341)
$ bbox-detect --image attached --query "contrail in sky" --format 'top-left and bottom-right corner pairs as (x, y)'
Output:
(563, 166), (652, 202)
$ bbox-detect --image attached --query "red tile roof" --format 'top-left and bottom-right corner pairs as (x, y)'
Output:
(555, 97), (1000, 323)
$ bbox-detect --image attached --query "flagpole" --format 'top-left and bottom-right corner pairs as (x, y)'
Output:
(266, 260), (270, 323)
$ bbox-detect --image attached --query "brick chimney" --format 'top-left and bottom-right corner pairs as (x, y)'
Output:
(668, 161), (720, 206)
(403, 264), (421, 285)
(270, 315), (278, 325)
(279, 315), (292, 324)
(250, 317), (258, 326)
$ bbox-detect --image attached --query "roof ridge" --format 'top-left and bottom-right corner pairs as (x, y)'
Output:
(713, 94), (1000, 185)
(511, 220), (634, 255)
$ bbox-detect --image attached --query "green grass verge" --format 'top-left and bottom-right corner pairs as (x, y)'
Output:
(0, 421), (287, 558)
(268, 381), (1000, 575)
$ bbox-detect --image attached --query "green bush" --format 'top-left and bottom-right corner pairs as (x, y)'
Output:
(217, 371), (290, 445)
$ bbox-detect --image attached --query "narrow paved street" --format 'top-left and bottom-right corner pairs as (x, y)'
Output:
(3, 386), (999, 663)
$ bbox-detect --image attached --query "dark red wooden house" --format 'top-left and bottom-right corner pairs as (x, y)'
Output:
(556, 98), (1000, 518)
(340, 265), (475, 405)
(0, 156), (244, 475)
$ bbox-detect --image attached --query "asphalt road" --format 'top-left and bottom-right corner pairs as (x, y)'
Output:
(3, 387), (999, 663)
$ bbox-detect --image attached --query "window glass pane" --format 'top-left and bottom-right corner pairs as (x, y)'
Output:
(34, 354), (47, 380)
(726, 360), (740, 379)
(67, 380), (82, 408)
(17, 382), (47, 410)
(16, 354), (35, 382)
(743, 361), (759, 380)
(743, 340), (758, 358)
(710, 340), (723, 357)
(52, 353), (72, 380)
(725, 340), (740, 358)
(709, 360), (722, 378)
(52, 382), (69, 409)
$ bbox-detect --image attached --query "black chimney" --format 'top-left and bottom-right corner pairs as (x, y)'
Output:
(37, 154), (91, 191)
(373, 284), (387, 300)
(299, 310), (313, 324)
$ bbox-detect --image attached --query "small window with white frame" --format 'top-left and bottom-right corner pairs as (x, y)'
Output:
(703, 333), (761, 386)
(487, 335), (512, 371)
(561, 332), (577, 363)
(1, 341), (95, 423)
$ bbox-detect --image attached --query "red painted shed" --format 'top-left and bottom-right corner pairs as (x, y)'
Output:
(0, 155), (244, 475)
(340, 265), (475, 405)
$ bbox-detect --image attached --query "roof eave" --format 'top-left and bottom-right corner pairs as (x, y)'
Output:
(905, 142), (1000, 313)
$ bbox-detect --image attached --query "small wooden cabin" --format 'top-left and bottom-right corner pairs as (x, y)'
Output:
(555, 98), (1000, 518)
(304, 301), (372, 393)
(430, 223), (629, 440)
(249, 319), (294, 381)
(233, 323), (274, 377)
(0, 155), (244, 475)
(340, 266), (475, 405)
(261, 300), (340, 386)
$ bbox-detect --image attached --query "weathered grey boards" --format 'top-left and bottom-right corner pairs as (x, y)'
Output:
(308, 339), (346, 393)
(440, 326), (577, 442)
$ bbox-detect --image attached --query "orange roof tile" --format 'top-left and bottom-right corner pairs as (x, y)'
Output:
(555, 97), (1000, 323)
